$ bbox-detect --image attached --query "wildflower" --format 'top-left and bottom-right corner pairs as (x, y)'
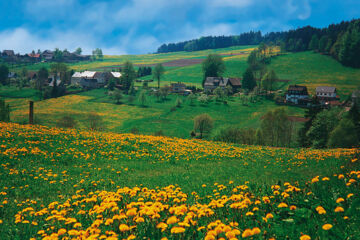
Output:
(278, 202), (288, 208)
(336, 198), (345, 203)
(242, 229), (253, 238)
(322, 224), (333, 230)
(119, 224), (130, 232)
(266, 213), (274, 219)
(334, 206), (344, 212)
(300, 235), (311, 240)
(316, 206), (326, 214)
(166, 216), (178, 224)
(171, 226), (185, 234)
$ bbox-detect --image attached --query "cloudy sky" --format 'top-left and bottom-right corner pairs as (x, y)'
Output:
(1, 0), (359, 55)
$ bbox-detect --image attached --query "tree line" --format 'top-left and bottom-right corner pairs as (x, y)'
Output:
(157, 18), (360, 68)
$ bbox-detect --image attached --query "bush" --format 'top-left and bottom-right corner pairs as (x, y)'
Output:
(213, 126), (256, 145)
(328, 118), (359, 148)
(87, 113), (105, 131)
(175, 97), (182, 108)
(57, 115), (77, 129)
(0, 98), (10, 122)
(130, 127), (139, 134)
(154, 130), (164, 136)
(194, 113), (213, 138)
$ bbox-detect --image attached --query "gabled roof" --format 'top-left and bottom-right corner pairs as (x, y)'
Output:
(72, 72), (82, 78)
(42, 50), (53, 54)
(204, 77), (228, 87)
(82, 71), (97, 78)
(28, 53), (40, 58)
(110, 72), (121, 78)
(229, 78), (242, 87)
(316, 86), (336, 93)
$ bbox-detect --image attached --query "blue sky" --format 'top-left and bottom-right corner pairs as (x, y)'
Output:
(0, 0), (359, 55)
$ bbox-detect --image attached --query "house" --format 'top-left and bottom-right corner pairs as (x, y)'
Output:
(171, 82), (186, 93)
(27, 71), (37, 80)
(71, 72), (83, 85)
(228, 78), (242, 92)
(316, 86), (338, 104)
(42, 50), (54, 61)
(2, 50), (15, 57)
(204, 77), (229, 92)
(204, 77), (242, 93)
(71, 71), (110, 88)
(285, 85), (309, 104)
(27, 53), (41, 62)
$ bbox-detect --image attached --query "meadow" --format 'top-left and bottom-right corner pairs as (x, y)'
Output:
(0, 122), (359, 239)
(6, 89), (304, 139)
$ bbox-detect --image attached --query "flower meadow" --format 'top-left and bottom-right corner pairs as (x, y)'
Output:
(0, 122), (359, 239)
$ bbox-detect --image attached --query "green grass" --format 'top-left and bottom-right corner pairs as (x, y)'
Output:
(268, 51), (360, 99)
(8, 88), (304, 139)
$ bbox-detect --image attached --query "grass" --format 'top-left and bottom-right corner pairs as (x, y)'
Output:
(268, 51), (360, 99)
(7, 88), (304, 139)
(0, 122), (359, 239)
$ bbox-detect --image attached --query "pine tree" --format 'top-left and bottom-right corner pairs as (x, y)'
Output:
(242, 68), (257, 91)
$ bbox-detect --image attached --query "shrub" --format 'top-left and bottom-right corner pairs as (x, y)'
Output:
(213, 126), (256, 145)
(87, 113), (105, 131)
(0, 98), (10, 122)
(194, 113), (213, 138)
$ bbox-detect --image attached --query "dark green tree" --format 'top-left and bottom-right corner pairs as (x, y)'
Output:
(120, 61), (136, 93)
(202, 54), (225, 86)
(37, 67), (49, 91)
(0, 64), (9, 85)
(242, 68), (257, 91)
(308, 35), (319, 51)
(328, 118), (358, 148)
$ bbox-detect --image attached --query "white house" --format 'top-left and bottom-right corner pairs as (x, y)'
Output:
(71, 71), (110, 87)
(316, 86), (338, 104)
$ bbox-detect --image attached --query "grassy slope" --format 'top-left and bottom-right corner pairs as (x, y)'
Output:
(269, 51), (360, 98)
(8, 89), (303, 139)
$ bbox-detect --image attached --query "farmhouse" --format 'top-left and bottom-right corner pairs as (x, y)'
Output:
(204, 77), (242, 93)
(285, 85), (309, 105)
(316, 86), (338, 104)
(71, 71), (112, 88)
(42, 50), (54, 61)
(109, 72), (122, 79)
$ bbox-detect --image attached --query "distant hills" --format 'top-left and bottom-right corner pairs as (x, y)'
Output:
(157, 18), (360, 68)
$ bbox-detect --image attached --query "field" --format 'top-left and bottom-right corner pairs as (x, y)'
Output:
(6, 89), (304, 139)
(0, 122), (359, 239)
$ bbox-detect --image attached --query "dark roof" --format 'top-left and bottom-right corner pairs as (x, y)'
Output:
(3, 50), (15, 56)
(27, 71), (37, 79)
(288, 85), (307, 91)
(229, 78), (242, 87)
(204, 77), (228, 87)
(316, 86), (336, 93)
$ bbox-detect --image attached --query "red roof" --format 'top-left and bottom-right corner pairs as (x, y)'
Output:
(28, 53), (40, 58)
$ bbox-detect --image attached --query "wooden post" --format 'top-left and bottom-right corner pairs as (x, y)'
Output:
(29, 101), (34, 124)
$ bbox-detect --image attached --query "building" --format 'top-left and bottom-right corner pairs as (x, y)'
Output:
(71, 71), (113, 88)
(110, 72), (122, 78)
(316, 86), (338, 104)
(285, 85), (309, 104)
(42, 50), (54, 61)
(204, 77), (242, 93)
(228, 78), (242, 92)
(171, 82), (186, 93)
(204, 77), (229, 92)
(48, 74), (61, 87)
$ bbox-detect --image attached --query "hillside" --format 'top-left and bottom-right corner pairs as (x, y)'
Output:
(7, 89), (304, 139)
(0, 122), (359, 239)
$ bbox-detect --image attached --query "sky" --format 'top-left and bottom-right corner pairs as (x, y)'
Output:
(0, 0), (359, 55)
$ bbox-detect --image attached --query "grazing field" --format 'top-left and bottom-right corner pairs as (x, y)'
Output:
(0, 122), (359, 239)
(269, 51), (360, 98)
(7, 89), (304, 139)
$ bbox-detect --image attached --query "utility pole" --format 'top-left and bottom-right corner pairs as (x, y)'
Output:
(29, 101), (34, 124)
